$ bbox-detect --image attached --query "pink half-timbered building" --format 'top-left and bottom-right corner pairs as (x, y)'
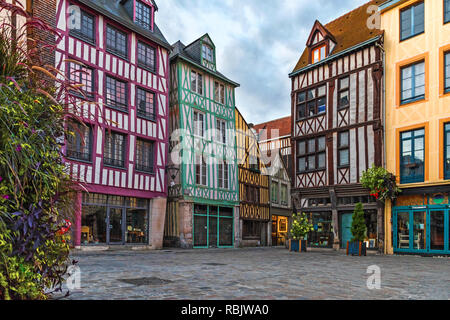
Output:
(54, 0), (171, 248)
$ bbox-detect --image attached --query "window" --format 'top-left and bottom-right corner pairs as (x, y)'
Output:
(445, 123), (450, 180)
(216, 119), (226, 144)
(296, 85), (326, 120)
(135, 139), (154, 173)
(271, 183), (279, 204)
(191, 70), (203, 95)
(401, 61), (425, 104)
(243, 220), (261, 240)
(66, 121), (92, 162)
(214, 81), (225, 104)
(106, 76), (128, 112)
(280, 184), (288, 206)
(400, 2), (424, 41)
(400, 128), (425, 184)
(67, 61), (94, 98)
(445, 52), (450, 93)
(338, 131), (350, 167)
(195, 153), (207, 186)
(135, 1), (152, 30)
(136, 87), (156, 120)
(104, 131), (126, 168)
(249, 155), (259, 171)
(297, 136), (326, 173)
(446, 0), (450, 23)
(193, 111), (205, 137)
(312, 44), (326, 64)
(218, 160), (229, 189)
(338, 77), (350, 108)
(69, 9), (95, 44)
(137, 41), (156, 72)
(106, 25), (128, 58)
(202, 44), (214, 63)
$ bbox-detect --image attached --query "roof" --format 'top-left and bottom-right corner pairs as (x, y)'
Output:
(170, 36), (240, 87)
(78, 0), (171, 50)
(253, 116), (291, 141)
(290, 0), (384, 75)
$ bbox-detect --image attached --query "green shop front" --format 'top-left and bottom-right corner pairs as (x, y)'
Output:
(393, 190), (450, 255)
(193, 204), (234, 248)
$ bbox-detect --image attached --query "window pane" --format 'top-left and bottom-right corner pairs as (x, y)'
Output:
(298, 141), (306, 155)
(446, 0), (450, 23)
(318, 85), (326, 97)
(308, 139), (316, 153)
(307, 101), (316, 116)
(413, 2), (424, 34)
(318, 137), (326, 151)
(136, 1), (152, 30)
(308, 155), (316, 170)
(298, 92), (306, 103)
(317, 97), (326, 114)
(297, 103), (306, 119)
(445, 53), (450, 90)
(339, 90), (349, 107)
(318, 152), (326, 169)
(339, 131), (349, 147)
(401, 8), (412, 39)
(340, 77), (349, 89)
(339, 149), (349, 166)
(307, 89), (315, 100)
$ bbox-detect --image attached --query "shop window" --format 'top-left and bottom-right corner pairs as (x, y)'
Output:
(364, 210), (378, 249)
(297, 136), (326, 173)
(445, 123), (450, 180)
(136, 87), (156, 120)
(307, 212), (333, 248)
(135, 138), (154, 173)
(400, 1), (424, 41)
(106, 25), (128, 58)
(338, 77), (350, 109)
(104, 131), (126, 168)
(137, 41), (156, 72)
(296, 85), (326, 120)
(191, 70), (203, 95)
(338, 131), (350, 167)
(106, 76), (128, 112)
(401, 61), (425, 104)
(66, 121), (92, 162)
(243, 220), (262, 240)
(126, 208), (148, 244)
(400, 128), (425, 184)
(81, 205), (107, 244)
(308, 198), (330, 207)
(69, 9), (95, 44)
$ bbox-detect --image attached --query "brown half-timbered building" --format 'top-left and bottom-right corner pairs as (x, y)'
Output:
(289, 1), (385, 251)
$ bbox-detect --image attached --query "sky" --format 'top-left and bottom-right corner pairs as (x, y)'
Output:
(156, 0), (368, 125)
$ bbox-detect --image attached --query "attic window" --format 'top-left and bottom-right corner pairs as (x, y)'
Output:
(202, 44), (214, 63)
(312, 44), (326, 64)
(136, 1), (152, 30)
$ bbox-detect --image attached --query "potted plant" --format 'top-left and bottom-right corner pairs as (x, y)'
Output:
(346, 202), (367, 256)
(289, 213), (314, 252)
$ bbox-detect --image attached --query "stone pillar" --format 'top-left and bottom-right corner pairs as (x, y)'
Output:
(178, 200), (193, 248)
(74, 192), (82, 248)
(267, 220), (272, 247)
(332, 209), (340, 250)
(150, 197), (167, 250)
(234, 205), (241, 248)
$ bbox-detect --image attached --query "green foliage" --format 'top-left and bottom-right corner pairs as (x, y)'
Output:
(290, 213), (314, 240)
(361, 165), (401, 202)
(351, 203), (367, 242)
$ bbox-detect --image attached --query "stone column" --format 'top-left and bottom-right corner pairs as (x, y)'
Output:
(150, 197), (167, 250)
(178, 200), (193, 248)
(332, 209), (340, 250)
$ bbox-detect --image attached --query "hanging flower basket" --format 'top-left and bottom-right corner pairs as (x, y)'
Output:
(361, 166), (401, 202)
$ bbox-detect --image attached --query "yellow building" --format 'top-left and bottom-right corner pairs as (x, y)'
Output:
(380, 0), (450, 255)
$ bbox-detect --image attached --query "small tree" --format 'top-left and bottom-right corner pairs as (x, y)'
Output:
(351, 203), (367, 242)
(290, 213), (314, 240)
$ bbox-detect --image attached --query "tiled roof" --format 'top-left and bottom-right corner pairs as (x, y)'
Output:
(253, 116), (291, 141)
(291, 0), (384, 74)
(78, 0), (171, 50)
(170, 38), (239, 87)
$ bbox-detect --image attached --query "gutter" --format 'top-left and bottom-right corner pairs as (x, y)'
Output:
(289, 36), (381, 78)
(170, 53), (240, 88)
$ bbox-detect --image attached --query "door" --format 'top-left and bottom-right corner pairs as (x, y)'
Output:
(341, 213), (353, 248)
(429, 211), (445, 252)
(108, 207), (124, 244)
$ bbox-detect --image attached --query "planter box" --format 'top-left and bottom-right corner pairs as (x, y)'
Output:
(346, 241), (367, 256)
(290, 239), (307, 252)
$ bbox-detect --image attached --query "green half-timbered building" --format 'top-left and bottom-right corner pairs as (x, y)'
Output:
(164, 34), (240, 248)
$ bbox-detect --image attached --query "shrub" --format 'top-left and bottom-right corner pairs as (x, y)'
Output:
(290, 213), (314, 240)
(351, 203), (367, 243)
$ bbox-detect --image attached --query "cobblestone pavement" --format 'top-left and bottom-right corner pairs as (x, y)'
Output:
(57, 247), (449, 300)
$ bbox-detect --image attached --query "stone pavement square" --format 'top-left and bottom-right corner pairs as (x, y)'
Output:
(56, 247), (449, 300)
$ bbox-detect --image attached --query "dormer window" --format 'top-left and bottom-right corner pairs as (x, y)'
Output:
(312, 44), (327, 64)
(202, 44), (214, 63)
(136, 1), (152, 30)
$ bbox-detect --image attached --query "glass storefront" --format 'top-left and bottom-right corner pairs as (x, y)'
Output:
(306, 211), (333, 248)
(394, 206), (450, 254)
(80, 193), (149, 246)
(193, 204), (234, 248)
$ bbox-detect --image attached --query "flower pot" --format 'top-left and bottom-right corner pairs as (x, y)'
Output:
(290, 239), (307, 252)
(346, 241), (367, 256)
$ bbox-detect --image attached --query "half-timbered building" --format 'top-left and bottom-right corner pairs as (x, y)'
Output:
(165, 34), (240, 249)
(53, 0), (171, 248)
(235, 108), (270, 247)
(289, 1), (385, 251)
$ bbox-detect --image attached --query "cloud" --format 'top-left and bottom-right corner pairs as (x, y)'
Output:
(156, 0), (368, 124)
